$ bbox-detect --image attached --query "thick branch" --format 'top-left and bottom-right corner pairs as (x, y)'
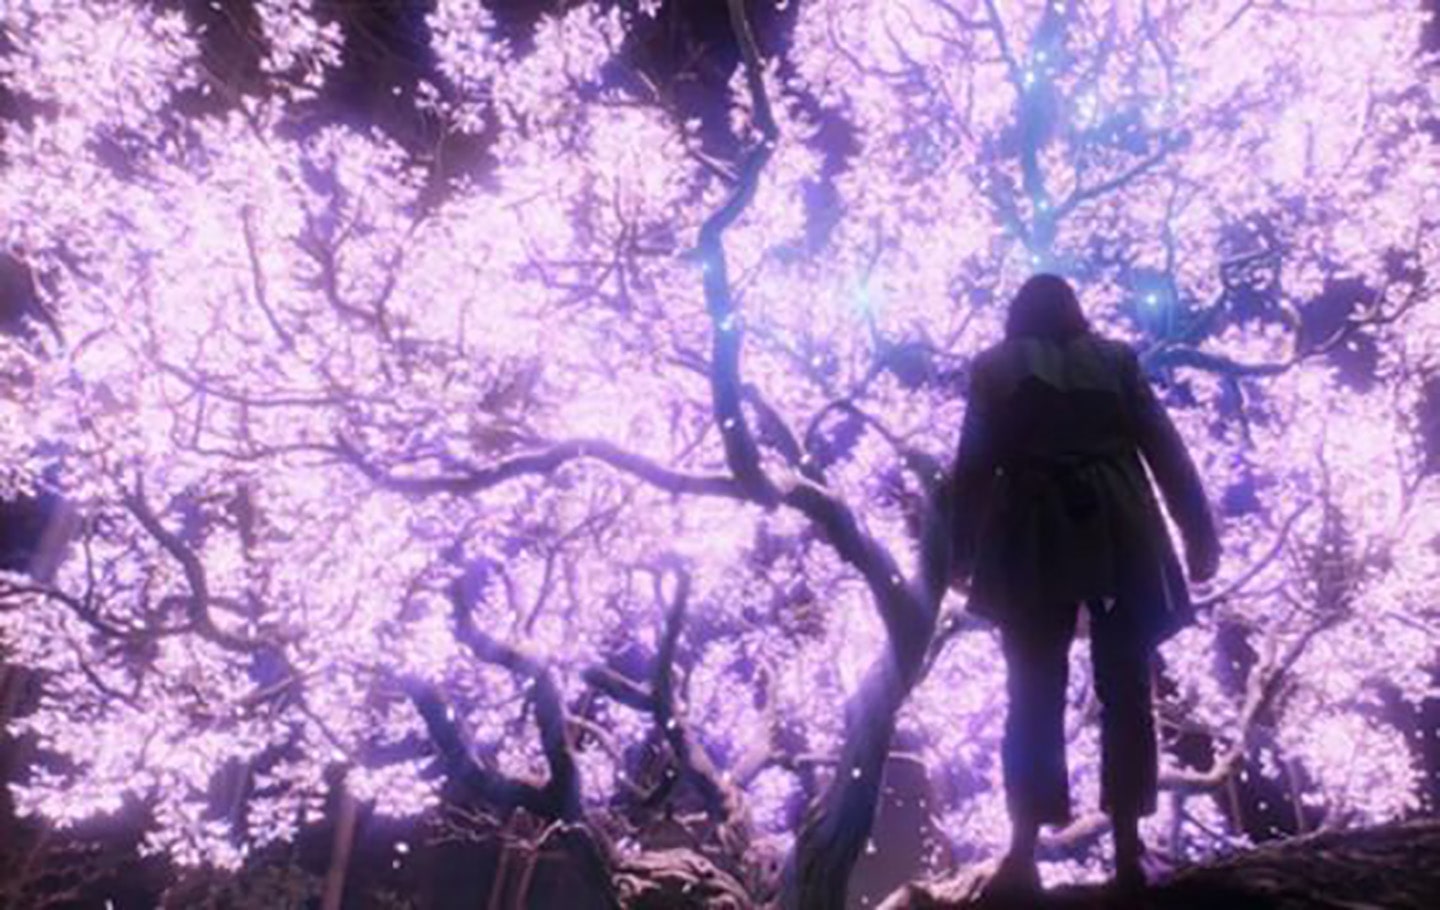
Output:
(122, 480), (263, 653)
(336, 435), (745, 501)
(646, 561), (749, 841)
(781, 482), (931, 663)
(405, 681), (553, 815)
(779, 493), (949, 909)
(449, 583), (585, 822)
(581, 665), (656, 713)
(781, 653), (910, 910)
(691, 0), (783, 504)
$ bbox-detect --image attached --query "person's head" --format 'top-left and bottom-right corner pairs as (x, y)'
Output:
(1005, 273), (1089, 340)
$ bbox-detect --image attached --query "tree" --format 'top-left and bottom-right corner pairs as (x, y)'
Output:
(1, 1), (1437, 906)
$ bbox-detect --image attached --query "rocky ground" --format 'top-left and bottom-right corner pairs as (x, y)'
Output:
(878, 819), (1440, 910)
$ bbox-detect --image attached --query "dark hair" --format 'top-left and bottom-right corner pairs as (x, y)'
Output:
(1005, 273), (1090, 340)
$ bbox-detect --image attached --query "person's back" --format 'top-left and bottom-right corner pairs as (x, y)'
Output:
(976, 333), (1132, 461)
(945, 274), (1220, 898)
(952, 314), (1217, 642)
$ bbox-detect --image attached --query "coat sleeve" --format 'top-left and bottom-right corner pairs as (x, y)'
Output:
(1120, 345), (1219, 559)
(945, 355), (1000, 583)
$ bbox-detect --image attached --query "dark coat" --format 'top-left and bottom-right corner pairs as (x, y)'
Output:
(945, 333), (1218, 645)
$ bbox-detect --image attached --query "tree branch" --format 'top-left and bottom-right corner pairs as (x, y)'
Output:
(121, 479), (264, 653)
(1197, 501), (1311, 611)
(405, 680), (555, 816)
(645, 559), (751, 848)
(448, 582), (585, 822)
(240, 205), (295, 349)
(335, 435), (745, 501)
(690, 0), (783, 504)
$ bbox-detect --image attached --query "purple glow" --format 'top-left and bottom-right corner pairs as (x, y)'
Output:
(0, 0), (1437, 888)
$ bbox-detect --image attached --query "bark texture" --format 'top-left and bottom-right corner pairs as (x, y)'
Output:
(877, 818), (1440, 910)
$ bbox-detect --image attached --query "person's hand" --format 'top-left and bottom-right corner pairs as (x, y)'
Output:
(1186, 533), (1220, 584)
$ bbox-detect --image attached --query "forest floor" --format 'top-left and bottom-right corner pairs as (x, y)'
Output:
(877, 818), (1440, 910)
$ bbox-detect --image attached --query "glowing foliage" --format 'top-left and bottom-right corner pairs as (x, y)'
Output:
(1, 0), (1437, 886)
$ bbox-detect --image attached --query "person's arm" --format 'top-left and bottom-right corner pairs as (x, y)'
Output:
(945, 356), (1000, 586)
(1121, 346), (1220, 582)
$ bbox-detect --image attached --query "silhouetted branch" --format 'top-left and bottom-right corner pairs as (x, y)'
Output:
(981, 0), (1023, 89)
(782, 653), (911, 909)
(742, 382), (823, 482)
(405, 680), (555, 815)
(335, 435), (745, 501)
(690, 0), (782, 505)
(580, 557), (755, 864)
(1163, 615), (1338, 795)
(121, 479), (264, 653)
(448, 582), (585, 822)
(581, 665), (657, 713)
(780, 492), (949, 909)
(927, 0), (995, 32)
(645, 559), (751, 851)
(240, 205), (295, 349)
(1197, 501), (1312, 611)
(297, 207), (393, 338)
(0, 578), (169, 643)
(1057, 141), (1177, 218)
(1148, 344), (1299, 378)
(780, 481), (931, 656)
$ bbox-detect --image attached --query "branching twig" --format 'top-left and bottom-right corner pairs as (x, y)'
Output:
(121, 479), (263, 653)
(1197, 501), (1312, 611)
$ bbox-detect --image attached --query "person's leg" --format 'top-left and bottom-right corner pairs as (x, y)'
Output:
(1089, 599), (1159, 885)
(998, 605), (1078, 879)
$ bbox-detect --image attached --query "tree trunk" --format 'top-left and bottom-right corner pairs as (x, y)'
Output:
(779, 486), (950, 909)
(780, 656), (912, 909)
(321, 789), (359, 910)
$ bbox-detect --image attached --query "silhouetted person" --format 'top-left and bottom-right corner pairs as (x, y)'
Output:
(944, 274), (1220, 897)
